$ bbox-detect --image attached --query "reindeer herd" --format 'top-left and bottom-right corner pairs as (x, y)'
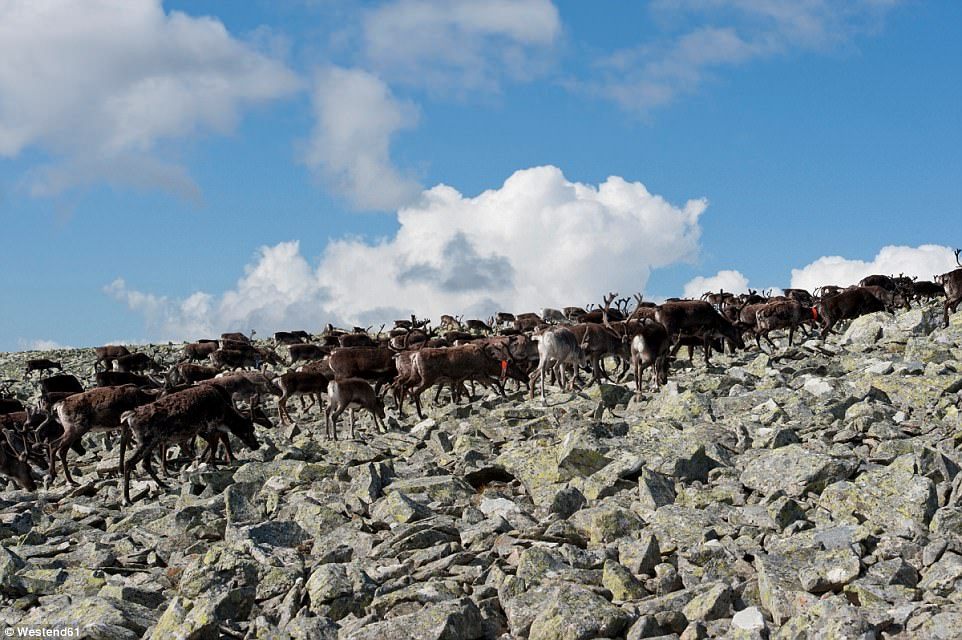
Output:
(1, 250), (960, 503)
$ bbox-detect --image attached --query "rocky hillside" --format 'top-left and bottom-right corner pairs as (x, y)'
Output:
(1, 303), (961, 639)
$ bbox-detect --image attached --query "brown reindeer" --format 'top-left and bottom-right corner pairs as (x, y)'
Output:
(631, 321), (671, 393)
(44, 385), (156, 485)
(120, 385), (260, 503)
(24, 359), (62, 379)
(277, 371), (329, 424)
(815, 287), (887, 338)
(94, 345), (131, 371)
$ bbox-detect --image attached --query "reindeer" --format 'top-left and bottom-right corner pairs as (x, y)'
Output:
(338, 333), (377, 348)
(815, 287), (887, 338)
(327, 346), (397, 394)
(655, 301), (745, 366)
(325, 378), (386, 440)
(754, 300), (810, 350)
(910, 280), (945, 302)
(441, 314), (464, 331)
(202, 371), (282, 410)
(814, 285), (843, 299)
(582, 292), (627, 324)
(529, 327), (587, 401)
(936, 249), (962, 327)
(0, 396), (25, 415)
(220, 331), (255, 344)
(95, 370), (162, 389)
(39, 374), (84, 409)
(120, 385), (260, 503)
(288, 343), (329, 365)
(783, 288), (815, 306)
(24, 359), (62, 379)
(115, 351), (162, 373)
(541, 308), (568, 324)
(631, 321), (671, 393)
(0, 439), (35, 491)
(165, 363), (219, 387)
(181, 341), (219, 362)
(94, 345), (131, 372)
(513, 313), (545, 332)
(403, 342), (512, 418)
(44, 385), (157, 485)
(274, 331), (311, 345)
(465, 318), (494, 334)
(277, 371), (329, 425)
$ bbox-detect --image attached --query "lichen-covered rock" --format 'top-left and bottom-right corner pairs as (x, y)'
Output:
(842, 313), (885, 346)
(305, 562), (375, 620)
(637, 468), (677, 515)
(527, 583), (631, 640)
(16, 596), (155, 640)
(819, 454), (937, 538)
(602, 559), (646, 601)
(387, 475), (474, 505)
(371, 490), (432, 524)
(740, 445), (855, 497)
(772, 595), (874, 640)
(681, 581), (732, 621)
(796, 547), (861, 593)
(342, 598), (484, 640)
(618, 533), (661, 576)
(569, 504), (644, 545)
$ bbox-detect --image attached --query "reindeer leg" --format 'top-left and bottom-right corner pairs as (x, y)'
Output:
(59, 439), (78, 486)
(47, 436), (63, 482)
(349, 409), (357, 439)
(221, 433), (236, 463)
(159, 443), (172, 476)
(123, 438), (149, 504)
(764, 331), (776, 351)
(142, 443), (167, 491)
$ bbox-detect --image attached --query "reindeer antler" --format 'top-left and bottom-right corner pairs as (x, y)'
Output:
(602, 291), (618, 325)
(955, 248), (961, 268)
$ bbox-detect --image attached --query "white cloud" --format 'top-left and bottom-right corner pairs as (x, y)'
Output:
(790, 244), (957, 291)
(17, 339), (70, 352)
(305, 67), (421, 210)
(109, 166), (706, 340)
(361, 0), (561, 94)
(106, 241), (333, 341)
(0, 0), (299, 196)
(593, 0), (903, 112)
(683, 269), (750, 299)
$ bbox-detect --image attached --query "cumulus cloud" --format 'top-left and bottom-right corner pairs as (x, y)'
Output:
(683, 269), (750, 299)
(106, 241), (333, 341)
(0, 0), (299, 196)
(361, 0), (561, 94)
(305, 67), (421, 210)
(109, 166), (707, 340)
(790, 244), (958, 292)
(592, 0), (903, 112)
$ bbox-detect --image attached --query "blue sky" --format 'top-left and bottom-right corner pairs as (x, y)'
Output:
(1, 0), (959, 350)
